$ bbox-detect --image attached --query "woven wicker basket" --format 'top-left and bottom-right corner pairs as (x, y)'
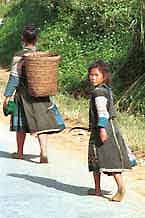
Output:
(24, 52), (61, 97)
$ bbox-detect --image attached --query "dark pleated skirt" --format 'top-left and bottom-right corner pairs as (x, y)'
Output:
(10, 88), (65, 134)
(88, 119), (131, 174)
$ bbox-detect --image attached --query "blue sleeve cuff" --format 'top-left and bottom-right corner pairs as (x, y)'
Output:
(98, 117), (108, 127)
(4, 75), (19, 96)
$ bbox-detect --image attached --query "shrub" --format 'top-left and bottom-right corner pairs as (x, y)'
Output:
(0, 0), (144, 115)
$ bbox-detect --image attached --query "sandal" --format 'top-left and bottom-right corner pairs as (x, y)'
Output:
(11, 152), (23, 160)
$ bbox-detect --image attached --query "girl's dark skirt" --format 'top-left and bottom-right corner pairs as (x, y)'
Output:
(88, 119), (131, 174)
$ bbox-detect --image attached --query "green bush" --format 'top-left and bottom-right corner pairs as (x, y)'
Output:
(0, 0), (144, 115)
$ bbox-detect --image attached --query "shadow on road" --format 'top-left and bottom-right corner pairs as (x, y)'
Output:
(8, 173), (111, 197)
(0, 150), (39, 162)
(0, 150), (11, 158)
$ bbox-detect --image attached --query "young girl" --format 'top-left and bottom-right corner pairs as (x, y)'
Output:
(3, 24), (65, 163)
(88, 60), (131, 201)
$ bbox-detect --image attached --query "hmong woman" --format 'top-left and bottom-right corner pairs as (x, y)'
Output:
(3, 24), (65, 163)
(87, 60), (131, 201)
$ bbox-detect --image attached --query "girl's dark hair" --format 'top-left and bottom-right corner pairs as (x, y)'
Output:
(22, 24), (38, 44)
(88, 59), (111, 85)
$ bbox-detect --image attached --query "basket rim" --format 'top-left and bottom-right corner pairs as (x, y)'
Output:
(24, 55), (61, 61)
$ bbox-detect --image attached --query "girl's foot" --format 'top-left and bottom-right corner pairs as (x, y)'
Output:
(88, 188), (102, 196)
(11, 152), (23, 160)
(110, 190), (125, 202)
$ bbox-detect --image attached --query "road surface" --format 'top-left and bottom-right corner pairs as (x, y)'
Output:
(0, 122), (145, 218)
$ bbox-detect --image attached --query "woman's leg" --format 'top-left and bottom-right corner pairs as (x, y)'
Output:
(37, 133), (48, 163)
(16, 131), (26, 159)
(111, 172), (125, 201)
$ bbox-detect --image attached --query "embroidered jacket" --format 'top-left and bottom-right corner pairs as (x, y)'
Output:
(4, 47), (36, 97)
(89, 84), (116, 129)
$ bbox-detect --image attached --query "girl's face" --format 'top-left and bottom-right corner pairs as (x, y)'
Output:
(89, 67), (104, 86)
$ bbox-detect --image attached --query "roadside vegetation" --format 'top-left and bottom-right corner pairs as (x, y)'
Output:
(55, 94), (145, 152)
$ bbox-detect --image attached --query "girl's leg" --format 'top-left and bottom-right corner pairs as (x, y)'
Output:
(111, 172), (125, 201)
(88, 172), (101, 196)
(37, 133), (48, 163)
(113, 173), (125, 193)
(16, 131), (26, 159)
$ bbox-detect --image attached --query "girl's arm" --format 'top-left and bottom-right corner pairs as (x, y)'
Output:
(99, 127), (108, 143)
(95, 94), (109, 142)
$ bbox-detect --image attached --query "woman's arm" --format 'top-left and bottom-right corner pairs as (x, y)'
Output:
(3, 96), (11, 109)
(3, 74), (19, 109)
(3, 55), (21, 107)
(4, 74), (19, 97)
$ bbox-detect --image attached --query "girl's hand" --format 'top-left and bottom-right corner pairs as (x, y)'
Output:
(99, 128), (108, 143)
(3, 96), (11, 109)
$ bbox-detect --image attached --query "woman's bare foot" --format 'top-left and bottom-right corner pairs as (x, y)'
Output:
(40, 153), (48, 163)
(11, 152), (23, 160)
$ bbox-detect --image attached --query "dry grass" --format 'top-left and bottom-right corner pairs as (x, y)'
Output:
(117, 113), (145, 152)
